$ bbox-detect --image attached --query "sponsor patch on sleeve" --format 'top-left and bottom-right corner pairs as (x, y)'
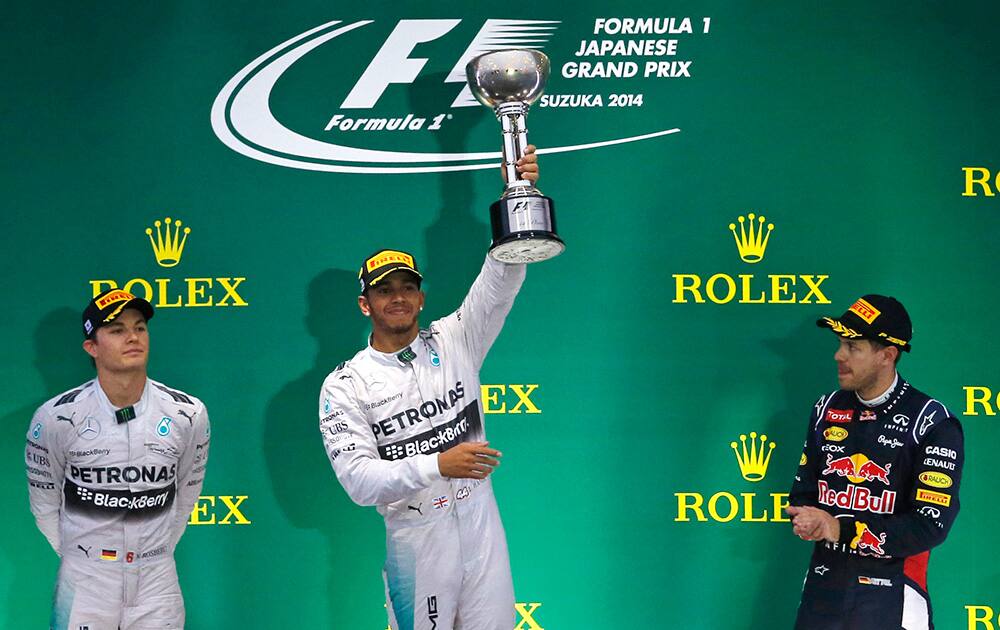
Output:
(915, 489), (951, 507)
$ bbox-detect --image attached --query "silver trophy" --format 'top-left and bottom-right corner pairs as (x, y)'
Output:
(466, 49), (565, 263)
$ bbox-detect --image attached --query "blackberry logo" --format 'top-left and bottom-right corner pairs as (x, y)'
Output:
(386, 444), (405, 460)
(77, 486), (95, 501)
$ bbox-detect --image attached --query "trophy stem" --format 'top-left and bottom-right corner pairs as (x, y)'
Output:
(497, 102), (531, 190)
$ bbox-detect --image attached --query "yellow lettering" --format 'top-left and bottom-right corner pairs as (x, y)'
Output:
(122, 279), (154, 302)
(218, 495), (251, 524)
(963, 167), (995, 197)
(799, 275), (831, 304)
(706, 274), (736, 304)
(155, 278), (182, 308)
(186, 278), (214, 307)
(514, 603), (543, 630)
(672, 274), (704, 303)
(708, 492), (738, 522)
(770, 274), (796, 304)
(966, 606), (995, 629)
(217, 277), (249, 306)
(738, 274), (765, 303)
(482, 385), (506, 414)
(509, 384), (540, 414)
(89, 280), (118, 297)
(771, 493), (790, 522)
(674, 493), (707, 522)
(741, 492), (768, 522)
(189, 496), (216, 525)
(964, 386), (996, 416)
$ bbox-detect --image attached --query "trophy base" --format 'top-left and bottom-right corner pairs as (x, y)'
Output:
(489, 232), (565, 263)
(488, 195), (564, 264)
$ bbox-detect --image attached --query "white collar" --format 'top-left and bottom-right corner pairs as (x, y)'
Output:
(857, 372), (899, 407)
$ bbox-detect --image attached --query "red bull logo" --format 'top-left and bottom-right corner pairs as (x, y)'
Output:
(850, 522), (886, 555)
(817, 480), (897, 514)
(821, 454), (892, 485)
(822, 454), (857, 477)
(855, 460), (892, 485)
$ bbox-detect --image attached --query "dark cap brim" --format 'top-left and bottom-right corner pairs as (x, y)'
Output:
(816, 316), (864, 339)
(368, 266), (422, 288)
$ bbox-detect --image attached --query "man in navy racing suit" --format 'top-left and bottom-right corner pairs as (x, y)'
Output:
(319, 148), (538, 630)
(26, 289), (210, 629)
(788, 294), (963, 629)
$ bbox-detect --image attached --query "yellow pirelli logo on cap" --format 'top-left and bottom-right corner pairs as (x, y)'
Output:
(849, 298), (881, 324)
(95, 290), (135, 310)
(366, 250), (414, 272)
(916, 488), (951, 507)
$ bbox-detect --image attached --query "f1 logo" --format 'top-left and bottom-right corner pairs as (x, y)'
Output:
(514, 602), (543, 630)
(342, 19), (559, 109)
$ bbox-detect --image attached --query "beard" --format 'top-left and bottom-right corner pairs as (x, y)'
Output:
(371, 310), (419, 336)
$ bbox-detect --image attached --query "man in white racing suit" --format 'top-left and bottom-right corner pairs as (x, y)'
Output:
(319, 149), (538, 630)
(26, 289), (210, 629)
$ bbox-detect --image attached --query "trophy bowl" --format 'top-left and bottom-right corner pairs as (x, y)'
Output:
(466, 49), (551, 109)
(466, 49), (564, 264)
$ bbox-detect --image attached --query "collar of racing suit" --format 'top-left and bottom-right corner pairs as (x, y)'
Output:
(856, 371), (899, 407)
(93, 377), (152, 418)
(366, 331), (426, 366)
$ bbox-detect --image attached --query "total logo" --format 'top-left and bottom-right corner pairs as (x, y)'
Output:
(212, 18), (682, 174)
(672, 214), (832, 305)
(675, 431), (789, 523)
(89, 217), (248, 309)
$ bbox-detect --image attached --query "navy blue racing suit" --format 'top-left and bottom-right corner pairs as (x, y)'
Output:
(790, 375), (963, 630)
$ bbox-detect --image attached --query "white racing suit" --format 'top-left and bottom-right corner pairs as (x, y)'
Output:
(26, 378), (210, 630)
(320, 256), (526, 630)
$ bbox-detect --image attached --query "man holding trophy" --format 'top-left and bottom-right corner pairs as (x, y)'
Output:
(318, 51), (559, 629)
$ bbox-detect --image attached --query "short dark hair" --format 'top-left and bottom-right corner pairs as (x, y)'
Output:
(868, 338), (903, 365)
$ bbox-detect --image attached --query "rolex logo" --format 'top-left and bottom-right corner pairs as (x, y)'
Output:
(145, 217), (191, 268)
(731, 432), (775, 482)
(90, 217), (248, 308)
(729, 214), (773, 263)
(672, 212), (829, 305)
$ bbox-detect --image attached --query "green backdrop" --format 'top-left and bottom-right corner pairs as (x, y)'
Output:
(3, 2), (999, 628)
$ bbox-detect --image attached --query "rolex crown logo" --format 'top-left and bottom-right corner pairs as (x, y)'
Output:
(731, 431), (776, 482)
(145, 217), (191, 268)
(728, 213), (773, 264)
